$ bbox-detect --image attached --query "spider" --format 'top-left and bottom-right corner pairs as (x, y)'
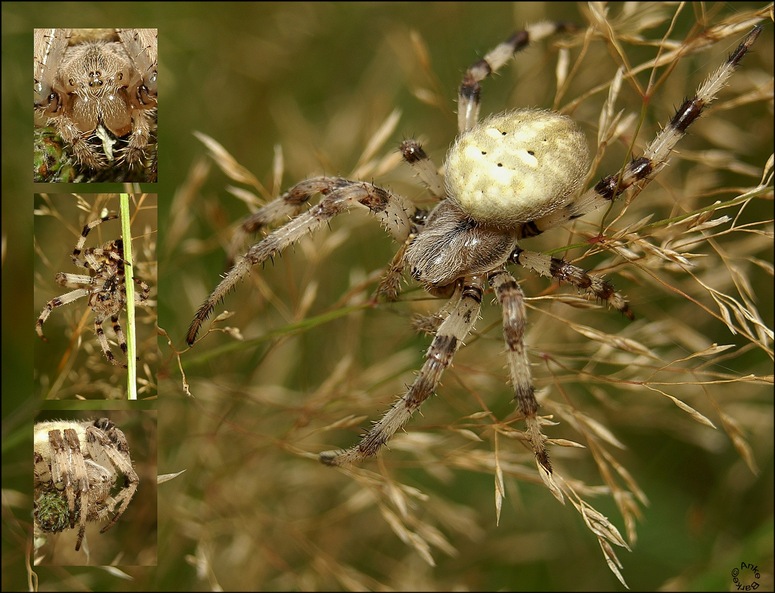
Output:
(34, 28), (157, 177)
(33, 417), (139, 552)
(36, 212), (150, 367)
(187, 23), (762, 474)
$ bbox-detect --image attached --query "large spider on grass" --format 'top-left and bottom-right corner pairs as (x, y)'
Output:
(187, 23), (762, 475)
(36, 213), (150, 367)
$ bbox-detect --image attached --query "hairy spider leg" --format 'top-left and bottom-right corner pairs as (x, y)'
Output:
(458, 21), (577, 133)
(521, 25), (763, 238)
(187, 177), (414, 345)
(36, 287), (91, 341)
(85, 419), (139, 534)
(510, 247), (633, 318)
(320, 276), (486, 466)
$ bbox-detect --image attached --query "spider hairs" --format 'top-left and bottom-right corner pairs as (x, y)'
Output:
(34, 28), (157, 174)
(33, 417), (139, 552)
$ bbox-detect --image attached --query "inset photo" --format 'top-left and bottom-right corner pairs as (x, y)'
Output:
(33, 409), (157, 566)
(34, 194), (157, 399)
(33, 28), (157, 183)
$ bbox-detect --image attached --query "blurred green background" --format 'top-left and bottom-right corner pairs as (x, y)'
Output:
(3, 2), (773, 591)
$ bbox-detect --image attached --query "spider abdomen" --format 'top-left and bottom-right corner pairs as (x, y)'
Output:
(445, 108), (589, 226)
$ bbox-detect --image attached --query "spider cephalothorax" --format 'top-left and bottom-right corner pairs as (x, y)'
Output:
(36, 213), (150, 367)
(34, 28), (157, 174)
(33, 417), (139, 551)
(187, 23), (761, 475)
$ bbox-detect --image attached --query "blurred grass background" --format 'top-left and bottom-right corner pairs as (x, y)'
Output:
(2, 2), (773, 591)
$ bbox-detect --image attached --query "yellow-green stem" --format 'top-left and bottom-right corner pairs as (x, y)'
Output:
(120, 193), (138, 400)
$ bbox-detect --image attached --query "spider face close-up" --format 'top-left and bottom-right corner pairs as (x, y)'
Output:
(33, 28), (158, 182)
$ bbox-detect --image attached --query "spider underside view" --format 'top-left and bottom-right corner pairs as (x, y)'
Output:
(187, 23), (762, 476)
(36, 213), (150, 367)
(33, 417), (139, 552)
